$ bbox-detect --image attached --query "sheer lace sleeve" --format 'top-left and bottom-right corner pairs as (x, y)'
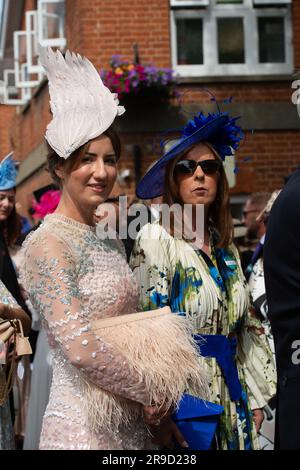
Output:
(21, 230), (151, 406)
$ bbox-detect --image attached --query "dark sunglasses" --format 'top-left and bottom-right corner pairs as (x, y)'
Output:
(175, 159), (221, 176)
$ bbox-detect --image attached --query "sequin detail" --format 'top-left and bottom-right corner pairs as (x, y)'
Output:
(20, 213), (152, 450)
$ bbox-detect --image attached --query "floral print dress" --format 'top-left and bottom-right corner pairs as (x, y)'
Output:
(130, 221), (276, 450)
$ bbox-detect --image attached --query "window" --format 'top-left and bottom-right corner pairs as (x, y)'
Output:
(3, 69), (31, 105)
(1, 0), (66, 105)
(176, 17), (204, 64)
(258, 16), (285, 63)
(26, 10), (44, 74)
(170, 0), (293, 77)
(254, 0), (291, 5)
(0, 0), (8, 60)
(13, 31), (42, 88)
(217, 17), (245, 63)
(38, 0), (66, 48)
(171, 0), (209, 6)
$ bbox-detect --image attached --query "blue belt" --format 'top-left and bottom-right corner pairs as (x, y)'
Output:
(194, 334), (243, 402)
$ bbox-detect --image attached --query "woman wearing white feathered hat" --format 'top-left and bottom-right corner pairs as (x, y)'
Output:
(20, 47), (208, 450)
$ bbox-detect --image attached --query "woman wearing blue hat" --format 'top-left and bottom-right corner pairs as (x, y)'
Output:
(0, 153), (30, 322)
(130, 109), (276, 450)
(0, 153), (31, 449)
(0, 153), (22, 260)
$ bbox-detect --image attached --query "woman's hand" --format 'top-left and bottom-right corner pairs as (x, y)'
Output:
(0, 304), (31, 336)
(149, 417), (188, 449)
(252, 408), (264, 433)
(142, 404), (171, 426)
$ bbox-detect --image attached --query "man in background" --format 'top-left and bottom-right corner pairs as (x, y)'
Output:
(264, 164), (300, 450)
(241, 192), (271, 279)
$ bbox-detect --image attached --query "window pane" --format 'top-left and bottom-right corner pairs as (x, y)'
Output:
(258, 17), (285, 63)
(217, 18), (245, 64)
(42, 1), (65, 40)
(176, 18), (203, 65)
(216, 1), (243, 3)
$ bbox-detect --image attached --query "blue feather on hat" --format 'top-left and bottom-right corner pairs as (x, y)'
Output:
(0, 153), (18, 191)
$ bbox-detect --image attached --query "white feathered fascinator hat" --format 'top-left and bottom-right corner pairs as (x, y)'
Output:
(39, 46), (125, 159)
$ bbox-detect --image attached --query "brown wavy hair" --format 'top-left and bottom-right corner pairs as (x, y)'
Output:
(162, 142), (233, 248)
(46, 126), (121, 187)
(0, 202), (22, 247)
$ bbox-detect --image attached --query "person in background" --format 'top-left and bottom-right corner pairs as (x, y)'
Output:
(31, 185), (61, 224)
(125, 196), (163, 262)
(249, 190), (281, 357)
(14, 203), (32, 238)
(241, 192), (271, 280)
(23, 185), (61, 450)
(248, 190), (281, 450)
(0, 154), (24, 303)
(0, 153), (32, 435)
(0, 280), (31, 450)
(264, 162), (300, 449)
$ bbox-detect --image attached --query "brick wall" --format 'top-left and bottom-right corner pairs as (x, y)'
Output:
(179, 82), (292, 104)
(12, 83), (51, 163)
(235, 130), (300, 192)
(65, 0), (171, 68)
(0, 105), (16, 155)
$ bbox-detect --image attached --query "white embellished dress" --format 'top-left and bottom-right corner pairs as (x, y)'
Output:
(20, 214), (205, 450)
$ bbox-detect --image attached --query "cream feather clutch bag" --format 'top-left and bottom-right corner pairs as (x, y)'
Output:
(85, 306), (208, 433)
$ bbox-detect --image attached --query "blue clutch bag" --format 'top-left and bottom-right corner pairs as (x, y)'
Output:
(173, 394), (224, 450)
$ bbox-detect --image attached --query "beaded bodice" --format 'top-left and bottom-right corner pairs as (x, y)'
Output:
(20, 214), (151, 449)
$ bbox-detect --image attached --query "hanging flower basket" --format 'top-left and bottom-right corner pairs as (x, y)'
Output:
(101, 55), (179, 106)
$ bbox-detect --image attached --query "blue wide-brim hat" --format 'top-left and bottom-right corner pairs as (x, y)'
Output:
(0, 152), (18, 191)
(136, 111), (243, 200)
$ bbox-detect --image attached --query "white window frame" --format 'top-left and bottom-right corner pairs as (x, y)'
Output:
(170, 0), (293, 77)
(0, 79), (5, 104)
(14, 31), (43, 88)
(26, 10), (44, 75)
(253, 0), (291, 5)
(2, 0), (66, 106)
(0, 0), (9, 60)
(3, 69), (31, 105)
(170, 0), (209, 6)
(37, 0), (66, 48)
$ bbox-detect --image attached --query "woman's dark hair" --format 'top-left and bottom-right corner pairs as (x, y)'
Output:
(162, 142), (233, 249)
(1, 204), (22, 247)
(46, 126), (121, 188)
